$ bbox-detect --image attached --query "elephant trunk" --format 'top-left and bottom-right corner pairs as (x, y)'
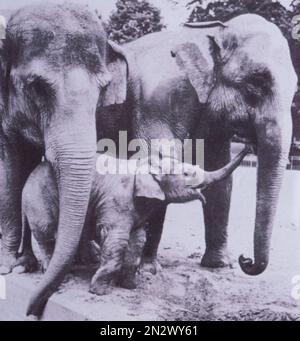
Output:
(27, 73), (98, 316)
(27, 139), (96, 316)
(27, 141), (96, 316)
(239, 118), (292, 275)
(202, 146), (250, 187)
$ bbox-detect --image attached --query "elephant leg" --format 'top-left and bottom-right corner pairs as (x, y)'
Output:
(31, 222), (56, 273)
(75, 215), (99, 265)
(119, 227), (147, 290)
(0, 138), (41, 274)
(141, 205), (167, 275)
(14, 213), (38, 274)
(90, 222), (132, 296)
(36, 240), (55, 273)
(201, 138), (232, 268)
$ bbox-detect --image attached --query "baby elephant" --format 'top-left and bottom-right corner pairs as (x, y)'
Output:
(21, 147), (249, 295)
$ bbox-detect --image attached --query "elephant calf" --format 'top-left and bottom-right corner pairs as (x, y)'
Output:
(21, 148), (249, 295)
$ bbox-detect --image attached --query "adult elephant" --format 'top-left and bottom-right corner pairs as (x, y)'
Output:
(97, 14), (297, 276)
(0, 3), (128, 315)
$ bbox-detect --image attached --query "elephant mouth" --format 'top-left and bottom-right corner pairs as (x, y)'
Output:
(233, 133), (255, 144)
(231, 113), (257, 149)
(232, 128), (257, 153)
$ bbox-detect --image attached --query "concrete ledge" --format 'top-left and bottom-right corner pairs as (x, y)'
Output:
(0, 272), (144, 321)
(0, 274), (92, 321)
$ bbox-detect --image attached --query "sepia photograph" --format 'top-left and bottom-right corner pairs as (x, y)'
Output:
(0, 0), (300, 325)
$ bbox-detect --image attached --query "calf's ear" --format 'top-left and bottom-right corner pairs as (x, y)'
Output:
(134, 174), (165, 201)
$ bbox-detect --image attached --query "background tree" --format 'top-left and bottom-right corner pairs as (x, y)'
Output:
(292, 0), (300, 11)
(188, 0), (292, 38)
(106, 0), (165, 44)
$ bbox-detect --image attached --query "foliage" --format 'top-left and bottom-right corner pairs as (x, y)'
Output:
(106, 0), (165, 44)
(188, 0), (292, 39)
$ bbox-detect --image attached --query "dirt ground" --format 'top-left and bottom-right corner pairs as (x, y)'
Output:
(99, 167), (300, 321)
(2, 167), (300, 321)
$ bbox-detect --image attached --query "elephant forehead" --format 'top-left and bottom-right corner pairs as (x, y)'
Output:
(8, 3), (104, 35)
(6, 3), (105, 73)
(6, 30), (103, 73)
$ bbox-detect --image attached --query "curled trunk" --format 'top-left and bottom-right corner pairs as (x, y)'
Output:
(239, 115), (292, 275)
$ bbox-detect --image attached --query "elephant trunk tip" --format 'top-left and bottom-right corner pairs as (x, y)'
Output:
(238, 255), (268, 276)
(26, 289), (50, 317)
(26, 302), (42, 318)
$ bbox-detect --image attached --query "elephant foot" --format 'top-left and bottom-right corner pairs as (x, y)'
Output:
(13, 252), (38, 274)
(141, 257), (162, 275)
(89, 280), (113, 296)
(120, 278), (137, 290)
(90, 271), (116, 296)
(0, 248), (18, 275)
(118, 269), (137, 290)
(201, 248), (232, 268)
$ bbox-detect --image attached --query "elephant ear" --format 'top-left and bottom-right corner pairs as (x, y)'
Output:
(102, 40), (128, 107)
(0, 30), (6, 112)
(134, 174), (165, 201)
(172, 42), (215, 104)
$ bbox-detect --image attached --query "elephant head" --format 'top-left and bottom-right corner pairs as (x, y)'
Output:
(134, 146), (250, 204)
(171, 14), (297, 275)
(0, 3), (128, 316)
